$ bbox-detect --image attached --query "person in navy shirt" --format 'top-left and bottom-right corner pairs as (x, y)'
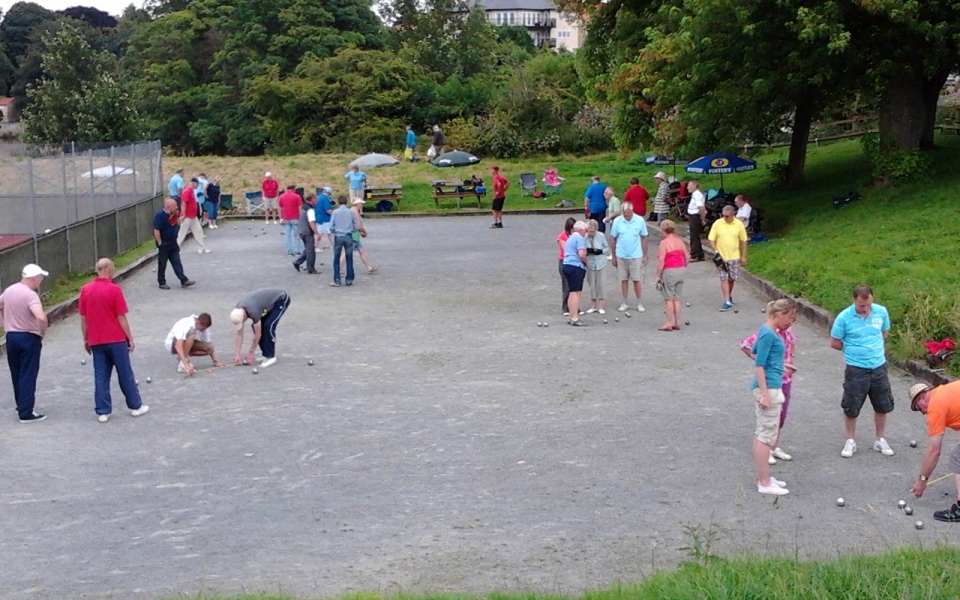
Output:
(830, 284), (895, 459)
(583, 176), (608, 232)
(152, 198), (195, 290)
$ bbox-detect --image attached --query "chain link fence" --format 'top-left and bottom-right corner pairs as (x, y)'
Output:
(0, 140), (164, 289)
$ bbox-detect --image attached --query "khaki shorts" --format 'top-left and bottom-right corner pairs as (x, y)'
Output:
(753, 387), (784, 446)
(349, 189), (364, 201)
(616, 257), (644, 282)
(263, 196), (278, 209)
(660, 267), (685, 299)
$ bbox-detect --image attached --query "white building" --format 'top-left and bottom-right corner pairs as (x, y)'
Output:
(472, 0), (584, 51)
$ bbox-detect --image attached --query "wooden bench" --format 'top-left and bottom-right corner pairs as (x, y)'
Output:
(431, 180), (486, 209)
(364, 185), (402, 208)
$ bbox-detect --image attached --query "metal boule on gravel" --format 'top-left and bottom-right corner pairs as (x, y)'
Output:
(537, 322), (542, 327)
(836, 498), (845, 507)
(685, 320), (690, 325)
(543, 322), (548, 327)
(625, 312), (631, 318)
(146, 377), (152, 383)
(734, 308), (739, 313)
(904, 506), (913, 515)
(761, 308), (766, 313)
(614, 318), (619, 322)
(252, 368), (259, 374)
(603, 319), (608, 324)
(686, 302), (690, 307)
(898, 499), (907, 508)
(910, 440), (917, 448)
(915, 520), (924, 530)
(81, 359), (86, 365)
(308, 359), (314, 366)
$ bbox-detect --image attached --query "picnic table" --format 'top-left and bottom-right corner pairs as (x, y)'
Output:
(364, 184), (403, 208)
(431, 180), (486, 209)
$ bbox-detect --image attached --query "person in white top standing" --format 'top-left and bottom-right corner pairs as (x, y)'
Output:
(164, 313), (224, 376)
(735, 195), (754, 234)
(686, 180), (706, 261)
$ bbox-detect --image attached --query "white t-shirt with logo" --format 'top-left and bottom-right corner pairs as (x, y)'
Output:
(164, 315), (211, 353)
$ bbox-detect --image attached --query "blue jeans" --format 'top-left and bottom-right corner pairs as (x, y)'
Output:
(257, 294), (290, 358)
(282, 221), (301, 254)
(333, 234), (355, 284)
(91, 341), (143, 415)
(6, 332), (42, 419)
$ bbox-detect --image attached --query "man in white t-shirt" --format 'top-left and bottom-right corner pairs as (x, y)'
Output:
(735, 195), (754, 233)
(164, 313), (223, 375)
(686, 180), (706, 261)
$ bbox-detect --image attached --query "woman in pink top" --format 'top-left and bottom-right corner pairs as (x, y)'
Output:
(741, 320), (798, 465)
(654, 219), (689, 331)
(557, 217), (575, 315)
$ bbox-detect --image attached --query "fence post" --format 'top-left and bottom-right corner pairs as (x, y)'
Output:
(61, 149), (72, 274)
(27, 155), (38, 265)
(111, 146), (121, 254)
(89, 148), (98, 259)
(131, 144), (140, 245)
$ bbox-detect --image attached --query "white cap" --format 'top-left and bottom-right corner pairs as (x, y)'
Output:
(322, 186), (333, 193)
(230, 308), (247, 331)
(22, 264), (48, 278)
(352, 198), (366, 205)
(654, 171), (667, 180)
(264, 172), (272, 178)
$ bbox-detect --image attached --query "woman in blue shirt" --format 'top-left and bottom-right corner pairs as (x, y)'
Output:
(562, 221), (589, 326)
(344, 165), (368, 202)
(751, 298), (797, 496)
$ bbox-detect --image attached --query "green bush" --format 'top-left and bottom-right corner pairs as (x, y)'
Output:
(860, 134), (930, 185)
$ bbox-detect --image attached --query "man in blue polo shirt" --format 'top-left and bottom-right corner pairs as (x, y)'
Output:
(168, 168), (184, 202)
(609, 201), (649, 313)
(584, 175), (608, 232)
(316, 187), (334, 248)
(830, 284), (894, 459)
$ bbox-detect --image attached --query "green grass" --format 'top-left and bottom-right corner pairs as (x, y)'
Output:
(40, 239), (156, 306)
(166, 546), (960, 600)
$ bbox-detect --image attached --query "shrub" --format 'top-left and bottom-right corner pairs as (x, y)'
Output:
(861, 134), (930, 186)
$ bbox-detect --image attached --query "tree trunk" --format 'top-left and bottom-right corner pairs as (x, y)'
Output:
(784, 93), (814, 186)
(878, 66), (926, 152)
(920, 68), (950, 151)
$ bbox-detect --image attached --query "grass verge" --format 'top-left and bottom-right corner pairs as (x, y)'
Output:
(164, 546), (960, 600)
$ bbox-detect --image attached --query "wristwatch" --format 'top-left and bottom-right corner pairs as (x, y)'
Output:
(919, 475), (928, 482)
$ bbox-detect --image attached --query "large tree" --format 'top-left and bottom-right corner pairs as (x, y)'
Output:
(20, 24), (141, 143)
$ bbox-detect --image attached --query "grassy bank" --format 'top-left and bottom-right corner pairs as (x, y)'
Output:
(169, 546), (960, 600)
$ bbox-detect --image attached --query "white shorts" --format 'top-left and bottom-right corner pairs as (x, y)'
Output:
(318, 222), (331, 235)
(349, 189), (364, 201)
(263, 196), (278, 209)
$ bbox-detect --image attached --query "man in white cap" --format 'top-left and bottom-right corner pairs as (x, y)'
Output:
(78, 258), (149, 423)
(261, 172), (280, 224)
(0, 263), (49, 422)
(164, 312), (224, 376)
(231, 288), (290, 368)
(908, 380), (960, 522)
(652, 171), (671, 222)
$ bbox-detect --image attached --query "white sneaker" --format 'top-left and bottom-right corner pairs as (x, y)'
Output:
(768, 452), (777, 465)
(598, 308), (606, 315)
(758, 482), (789, 496)
(562, 312), (570, 316)
(586, 308), (597, 314)
(841, 438), (857, 458)
(177, 361), (192, 374)
(98, 414), (109, 423)
(260, 357), (278, 368)
(636, 302), (646, 312)
(617, 303), (628, 312)
(198, 248), (204, 253)
(772, 447), (793, 461)
(873, 438), (894, 456)
(131, 405), (150, 417)
(203, 248), (211, 253)
(770, 477), (787, 487)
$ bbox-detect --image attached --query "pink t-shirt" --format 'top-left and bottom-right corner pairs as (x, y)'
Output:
(741, 327), (797, 384)
(557, 231), (569, 259)
(0, 282), (43, 334)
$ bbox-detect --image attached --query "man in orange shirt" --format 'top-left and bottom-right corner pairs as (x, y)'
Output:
(909, 380), (960, 522)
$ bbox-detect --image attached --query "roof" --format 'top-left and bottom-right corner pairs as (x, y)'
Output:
(0, 97), (15, 106)
(471, 0), (556, 11)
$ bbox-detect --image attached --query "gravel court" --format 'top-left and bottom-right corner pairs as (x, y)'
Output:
(0, 214), (952, 599)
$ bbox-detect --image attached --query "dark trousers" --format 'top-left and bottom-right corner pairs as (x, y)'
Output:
(688, 215), (705, 260)
(294, 234), (316, 272)
(92, 341), (142, 415)
(589, 211), (607, 233)
(559, 259), (570, 313)
(157, 241), (187, 285)
(258, 294), (291, 358)
(6, 332), (42, 419)
(333, 234), (355, 284)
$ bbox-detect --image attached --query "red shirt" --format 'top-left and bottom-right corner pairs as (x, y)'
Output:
(181, 187), (198, 219)
(623, 185), (649, 216)
(493, 173), (508, 198)
(78, 277), (129, 346)
(262, 179), (279, 198)
(278, 190), (302, 221)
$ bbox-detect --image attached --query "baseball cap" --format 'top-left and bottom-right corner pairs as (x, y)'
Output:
(265, 172), (272, 177)
(352, 198), (366, 205)
(22, 264), (48, 278)
(909, 383), (931, 411)
(229, 308), (247, 331)
(322, 186), (333, 194)
(654, 171), (667, 180)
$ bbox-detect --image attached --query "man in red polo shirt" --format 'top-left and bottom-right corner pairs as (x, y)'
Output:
(278, 184), (304, 256)
(176, 178), (209, 253)
(262, 172), (280, 224)
(490, 165), (509, 229)
(623, 177), (650, 218)
(79, 258), (149, 423)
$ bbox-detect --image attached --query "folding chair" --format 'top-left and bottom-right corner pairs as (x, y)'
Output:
(543, 169), (566, 195)
(245, 191), (264, 216)
(219, 194), (235, 211)
(519, 173), (538, 196)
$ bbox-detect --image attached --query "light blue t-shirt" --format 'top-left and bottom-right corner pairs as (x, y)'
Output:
(830, 303), (890, 369)
(585, 182), (607, 213)
(562, 233), (587, 269)
(344, 171), (367, 190)
(751, 324), (785, 389)
(406, 130), (417, 148)
(196, 177), (208, 203)
(316, 194), (332, 224)
(609, 215), (649, 259)
(168, 174), (183, 198)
